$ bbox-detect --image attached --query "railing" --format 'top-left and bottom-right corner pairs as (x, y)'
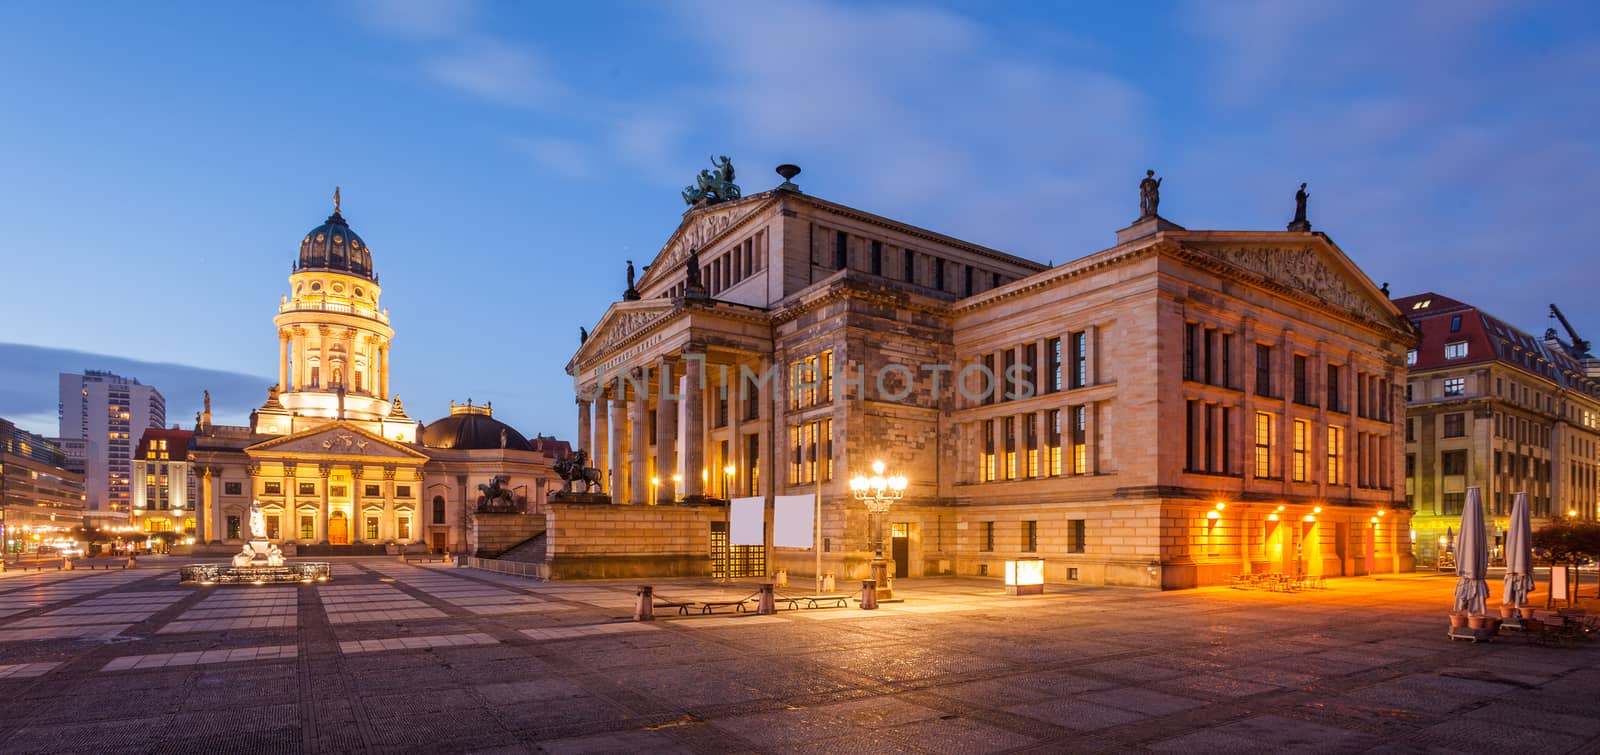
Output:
(463, 556), (548, 580)
(279, 299), (389, 323)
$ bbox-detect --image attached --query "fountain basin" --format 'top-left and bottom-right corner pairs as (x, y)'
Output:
(179, 562), (332, 585)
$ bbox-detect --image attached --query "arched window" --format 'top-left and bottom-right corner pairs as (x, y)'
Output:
(432, 495), (446, 525)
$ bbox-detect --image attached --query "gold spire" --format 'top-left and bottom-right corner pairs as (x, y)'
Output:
(333, 186), (341, 214)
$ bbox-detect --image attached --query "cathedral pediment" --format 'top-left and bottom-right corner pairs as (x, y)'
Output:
(1177, 237), (1402, 327)
(636, 192), (777, 291)
(246, 421), (428, 462)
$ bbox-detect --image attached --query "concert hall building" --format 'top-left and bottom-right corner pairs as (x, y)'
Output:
(568, 166), (1416, 589)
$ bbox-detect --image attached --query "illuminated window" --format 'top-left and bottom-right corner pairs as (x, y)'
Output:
(1293, 419), (1309, 482)
(365, 517), (379, 540)
(364, 484), (381, 497)
(980, 521), (994, 552)
(1444, 378), (1465, 397)
(1328, 426), (1345, 485)
(1445, 341), (1469, 360)
(300, 515), (314, 540)
(266, 515), (280, 539)
(1254, 412), (1274, 478)
(398, 517), (411, 540)
(981, 419), (996, 482)
(1047, 409), (1062, 476)
(298, 482), (316, 496)
(1003, 415), (1016, 480)
(1070, 406), (1088, 474)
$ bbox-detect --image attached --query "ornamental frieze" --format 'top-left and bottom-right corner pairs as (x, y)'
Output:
(1202, 246), (1382, 321)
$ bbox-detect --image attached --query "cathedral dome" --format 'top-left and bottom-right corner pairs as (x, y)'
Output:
(421, 402), (532, 451)
(297, 189), (374, 280)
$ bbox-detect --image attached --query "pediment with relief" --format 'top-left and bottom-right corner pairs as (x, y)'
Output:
(638, 195), (773, 290)
(246, 422), (427, 461)
(1188, 243), (1394, 324)
(575, 300), (676, 366)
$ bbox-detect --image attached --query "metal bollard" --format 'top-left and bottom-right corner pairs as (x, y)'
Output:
(861, 579), (878, 610)
(635, 585), (655, 621)
(757, 583), (776, 615)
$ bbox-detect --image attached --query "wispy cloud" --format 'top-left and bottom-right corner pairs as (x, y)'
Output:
(0, 343), (272, 436)
(424, 40), (564, 109)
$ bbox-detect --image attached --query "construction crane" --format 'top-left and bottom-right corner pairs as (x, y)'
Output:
(1549, 304), (1592, 358)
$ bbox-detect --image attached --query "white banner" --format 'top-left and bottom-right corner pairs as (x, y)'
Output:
(729, 497), (764, 546)
(773, 495), (815, 548)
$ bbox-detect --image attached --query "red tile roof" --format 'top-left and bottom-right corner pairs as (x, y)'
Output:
(1396, 292), (1600, 399)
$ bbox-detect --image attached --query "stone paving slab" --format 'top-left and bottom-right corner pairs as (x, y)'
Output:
(100, 644), (297, 671)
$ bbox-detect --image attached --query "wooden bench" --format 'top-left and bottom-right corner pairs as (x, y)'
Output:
(696, 599), (750, 614)
(790, 594), (852, 609)
(653, 600), (694, 615)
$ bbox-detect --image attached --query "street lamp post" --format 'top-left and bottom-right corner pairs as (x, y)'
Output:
(849, 460), (906, 599)
(722, 464), (736, 499)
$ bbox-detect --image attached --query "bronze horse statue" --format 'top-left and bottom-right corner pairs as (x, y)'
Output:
(476, 475), (521, 512)
(555, 449), (603, 494)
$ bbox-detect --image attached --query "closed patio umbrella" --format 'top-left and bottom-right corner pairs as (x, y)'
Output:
(1501, 491), (1533, 607)
(1453, 486), (1489, 615)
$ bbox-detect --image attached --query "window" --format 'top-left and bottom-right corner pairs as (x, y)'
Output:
(1441, 492), (1465, 515)
(1070, 331), (1087, 389)
(365, 517), (379, 541)
(964, 265), (974, 296)
(1443, 378), (1465, 397)
(1406, 418), (1416, 443)
(1293, 355), (1310, 405)
(1003, 415), (1016, 479)
(226, 515), (240, 540)
(266, 515), (280, 540)
(224, 481), (242, 496)
(1293, 419), (1310, 482)
(1449, 314), (1462, 332)
(981, 521), (995, 552)
(1067, 519), (1085, 553)
(1070, 406), (1088, 474)
(834, 230), (848, 270)
(980, 419), (995, 482)
(789, 418), (833, 485)
(1047, 409), (1062, 476)
(1185, 323), (1199, 381)
(1406, 349), (1418, 366)
(1255, 345), (1273, 396)
(1254, 412), (1274, 478)
(1326, 364), (1342, 411)
(300, 515), (315, 540)
(397, 517), (411, 540)
(1445, 341), (1469, 359)
(263, 481), (282, 495)
(934, 258), (946, 291)
(330, 485), (348, 498)
(432, 495), (446, 524)
(1328, 426), (1345, 485)
(1443, 413), (1465, 438)
(1221, 333), (1234, 388)
(903, 249), (915, 281)
(1025, 412), (1039, 478)
(364, 484), (381, 497)
(1022, 521), (1037, 552)
(746, 434), (760, 496)
(1442, 450), (1467, 476)
(1049, 340), (1066, 396)
(396, 485), (411, 498)
(298, 482), (316, 496)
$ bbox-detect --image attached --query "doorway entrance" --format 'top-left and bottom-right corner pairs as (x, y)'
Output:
(328, 512), (349, 545)
(891, 522), (909, 578)
(430, 531), (447, 554)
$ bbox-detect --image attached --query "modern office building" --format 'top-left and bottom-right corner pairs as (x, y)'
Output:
(1, 417), (87, 556)
(58, 370), (165, 520)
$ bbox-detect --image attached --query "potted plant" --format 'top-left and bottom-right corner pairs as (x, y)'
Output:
(1499, 603), (1516, 619)
(1519, 605), (1536, 620)
(1467, 614), (1489, 630)
(1449, 612), (1468, 629)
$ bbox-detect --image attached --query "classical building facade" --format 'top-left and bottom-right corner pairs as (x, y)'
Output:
(130, 428), (196, 542)
(1397, 292), (1600, 563)
(569, 168), (1417, 588)
(187, 194), (563, 554)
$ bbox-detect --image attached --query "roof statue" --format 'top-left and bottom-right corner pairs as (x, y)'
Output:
(333, 185), (341, 214)
(682, 155), (741, 206)
(1288, 182), (1311, 232)
(685, 247), (707, 298)
(579, 326), (589, 344)
(623, 259), (640, 301)
(1138, 170), (1162, 220)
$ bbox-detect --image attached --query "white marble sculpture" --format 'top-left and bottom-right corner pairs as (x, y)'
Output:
(248, 500), (267, 540)
(232, 543), (255, 568)
(266, 544), (285, 567)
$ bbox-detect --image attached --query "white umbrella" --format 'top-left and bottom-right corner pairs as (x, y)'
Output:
(1453, 486), (1489, 615)
(1501, 491), (1533, 607)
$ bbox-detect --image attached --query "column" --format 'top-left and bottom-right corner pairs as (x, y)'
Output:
(655, 357), (677, 503)
(630, 371), (649, 505)
(1085, 401), (1099, 475)
(282, 464), (295, 542)
(200, 467), (216, 541)
(319, 466), (330, 544)
(609, 395), (627, 500)
(278, 331), (289, 391)
(684, 353), (706, 498)
(1240, 317), (1257, 484)
(383, 467), (397, 542)
(594, 392), (611, 493)
(577, 398), (593, 460)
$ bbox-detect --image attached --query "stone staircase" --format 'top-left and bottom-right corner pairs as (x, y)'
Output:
(494, 532), (546, 564)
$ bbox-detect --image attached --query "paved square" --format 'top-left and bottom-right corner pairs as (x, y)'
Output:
(0, 559), (1597, 753)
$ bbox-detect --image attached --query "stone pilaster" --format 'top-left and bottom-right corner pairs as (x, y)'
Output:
(684, 352), (706, 498)
(630, 371), (650, 505)
(610, 395), (627, 501)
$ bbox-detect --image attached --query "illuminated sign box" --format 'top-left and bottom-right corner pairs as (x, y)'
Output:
(1005, 558), (1044, 595)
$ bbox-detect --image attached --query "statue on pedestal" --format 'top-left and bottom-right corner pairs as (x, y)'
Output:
(248, 500), (267, 540)
(1139, 169), (1162, 219)
(1287, 182), (1312, 231)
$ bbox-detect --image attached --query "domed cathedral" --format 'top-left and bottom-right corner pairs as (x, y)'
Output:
(185, 190), (566, 558)
(253, 187), (418, 442)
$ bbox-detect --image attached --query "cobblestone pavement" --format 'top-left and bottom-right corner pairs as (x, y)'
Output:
(1, 560), (1597, 754)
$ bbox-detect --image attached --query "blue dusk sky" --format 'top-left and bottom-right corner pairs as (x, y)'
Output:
(2, 0), (1597, 441)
